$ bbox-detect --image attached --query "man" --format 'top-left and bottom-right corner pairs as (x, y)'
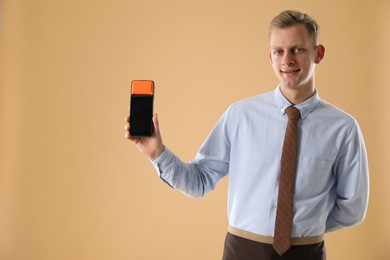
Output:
(125, 10), (369, 260)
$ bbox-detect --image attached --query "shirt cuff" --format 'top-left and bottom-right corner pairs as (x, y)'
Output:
(150, 146), (174, 175)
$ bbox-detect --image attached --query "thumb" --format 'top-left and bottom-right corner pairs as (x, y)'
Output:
(152, 113), (159, 135)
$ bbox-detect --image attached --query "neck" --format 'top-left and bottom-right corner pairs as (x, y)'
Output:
(280, 85), (315, 105)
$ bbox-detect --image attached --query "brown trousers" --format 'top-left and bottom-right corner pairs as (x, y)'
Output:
(222, 232), (326, 260)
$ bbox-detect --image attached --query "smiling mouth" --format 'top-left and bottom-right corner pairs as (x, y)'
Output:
(281, 68), (300, 74)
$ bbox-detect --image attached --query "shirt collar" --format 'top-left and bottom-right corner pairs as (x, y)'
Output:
(274, 85), (320, 119)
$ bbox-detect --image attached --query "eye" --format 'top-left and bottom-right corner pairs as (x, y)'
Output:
(293, 48), (305, 54)
(273, 50), (283, 56)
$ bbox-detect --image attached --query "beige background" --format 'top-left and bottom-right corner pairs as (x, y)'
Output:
(1, 0), (389, 259)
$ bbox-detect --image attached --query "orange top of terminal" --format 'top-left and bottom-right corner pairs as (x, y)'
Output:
(131, 80), (154, 95)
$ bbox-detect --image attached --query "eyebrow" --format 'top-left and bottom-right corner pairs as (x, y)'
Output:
(271, 44), (306, 50)
(271, 44), (308, 51)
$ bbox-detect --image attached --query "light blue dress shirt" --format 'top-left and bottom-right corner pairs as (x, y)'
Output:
(151, 86), (369, 238)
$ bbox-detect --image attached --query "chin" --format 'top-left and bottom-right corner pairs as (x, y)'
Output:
(282, 82), (300, 89)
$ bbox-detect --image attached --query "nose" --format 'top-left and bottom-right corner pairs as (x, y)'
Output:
(282, 52), (295, 66)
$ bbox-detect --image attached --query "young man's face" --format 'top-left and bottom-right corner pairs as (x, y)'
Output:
(269, 24), (324, 93)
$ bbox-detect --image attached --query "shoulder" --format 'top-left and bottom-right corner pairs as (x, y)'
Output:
(315, 99), (360, 130)
(227, 91), (275, 114)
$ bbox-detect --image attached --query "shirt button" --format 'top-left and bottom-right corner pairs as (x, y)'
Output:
(272, 204), (277, 209)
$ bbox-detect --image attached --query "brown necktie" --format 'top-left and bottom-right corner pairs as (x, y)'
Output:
(273, 106), (301, 255)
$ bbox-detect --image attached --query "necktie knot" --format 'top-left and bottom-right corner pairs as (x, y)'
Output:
(285, 106), (300, 121)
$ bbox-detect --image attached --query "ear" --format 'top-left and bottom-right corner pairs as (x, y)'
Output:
(269, 51), (273, 65)
(315, 44), (325, 64)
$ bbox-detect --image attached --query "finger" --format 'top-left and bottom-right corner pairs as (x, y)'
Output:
(152, 113), (159, 133)
(124, 116), (131, 131)
(129, 135), (141, 144)
(126, 131), (138, 142)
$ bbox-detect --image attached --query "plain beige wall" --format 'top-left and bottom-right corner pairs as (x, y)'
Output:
(1, 0), (389, 259)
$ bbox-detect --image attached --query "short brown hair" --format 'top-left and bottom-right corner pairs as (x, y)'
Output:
(269, 10), (320, 46)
